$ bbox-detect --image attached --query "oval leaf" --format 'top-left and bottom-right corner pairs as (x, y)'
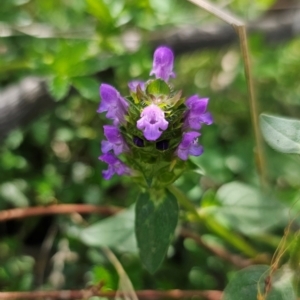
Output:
(80, 205), (137, 253)
(260, 114), (300, 154)
(135, 190), (178, 273)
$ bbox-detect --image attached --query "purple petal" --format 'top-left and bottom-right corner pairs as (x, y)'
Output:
(199, 112), (213, 125)
(177, 148), (189, 161)
(150, 46), (175, 82)
(115, 162), (130, 176)
(184, 95), (213, 130)
(98, 84), (118, 113)
(118, 95), (129, 111)
(104, 125), (121, 143)
(101, 140), (113, 153)
(189, 144), (203, 156)
(98, 84), (129, 125)
(102, 166), (114, 180)
(186, 96), (209, 114)
(180, 132), (200, 148)
(102, 125), (129, 155)
(176, 132), (203, 161)
(185, 95), (199, 108)
(99, 153), (118, 165)
(137, 104), (168, 141)
(184, 112), (202, 130)
(99, 153), (131, 180)
(143, 123), (162, 141)
(128, 80), (145, 92)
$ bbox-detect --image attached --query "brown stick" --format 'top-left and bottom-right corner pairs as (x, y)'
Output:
(0, 204), (122, 222)
(0, 204), (269, 269)
(0, 289), (223, 300)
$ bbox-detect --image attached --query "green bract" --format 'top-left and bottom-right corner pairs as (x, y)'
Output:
(123, 79), (186, 189)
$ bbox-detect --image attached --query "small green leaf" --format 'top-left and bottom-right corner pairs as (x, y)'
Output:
(223, 265), (296, 300)
(80, 206), (137, 253)
(289, 234), (300, 280)
(85, 0), (114, 33)
(186, 159), (205, 175)
(146, 79), (170, 96)
(47, 76), (70, 101)
(72, 77), (99, 101)
(260, 114), (300, 154)
(135, 190), (178, 273)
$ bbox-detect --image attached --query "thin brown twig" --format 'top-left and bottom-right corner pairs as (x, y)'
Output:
(0, 204), (122, 222)
(0, 204), (268, 269)
(0, 289), (223, 300)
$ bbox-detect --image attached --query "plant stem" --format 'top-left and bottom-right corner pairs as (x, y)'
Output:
(187, 0), (268, 189)
(169, 185), (258, 258)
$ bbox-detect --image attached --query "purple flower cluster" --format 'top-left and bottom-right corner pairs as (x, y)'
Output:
(98, 84), (131, 179)
(98, 84), (128, 126)
(150, 47), (175, 82)
(99, 153), (131, 180)
(177, 95), (213, 161)
(137, 104), (168, 141)
(101, 125), (129, 156)
(97, 46), (213, 179)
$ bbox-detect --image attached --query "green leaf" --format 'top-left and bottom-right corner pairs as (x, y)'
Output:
(289, 234), (300, 281)
(260, 114), (300, 154)
(47, 76), (70, 101)
(72, 77), (99, 101)
(135, 190), (178, 273)
(85, 0), (114, 33)
(213, 182), (287, 235)
(223, 265), (296, 300)
(146, 79), (170, 96)
(80, 205), (137, 253)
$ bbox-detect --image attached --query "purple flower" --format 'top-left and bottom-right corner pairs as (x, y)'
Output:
(150, 46), (175, 82)
(176, 132), (203, 161)
(98, 84), (129, 125)
(101, 125), (129, 156)
(137, 104), (168, 141)
(99, 153), (131, 180)
(184, 95), (213, 130)
(128, 81), (145, 92)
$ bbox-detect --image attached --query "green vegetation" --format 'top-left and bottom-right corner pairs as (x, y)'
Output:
(1, 0), (300, 299)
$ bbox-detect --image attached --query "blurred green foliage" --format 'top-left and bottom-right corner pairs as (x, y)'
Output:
(1, 0), (300, 297)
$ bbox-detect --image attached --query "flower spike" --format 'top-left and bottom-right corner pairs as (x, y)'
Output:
(97, 46), (213, 184)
